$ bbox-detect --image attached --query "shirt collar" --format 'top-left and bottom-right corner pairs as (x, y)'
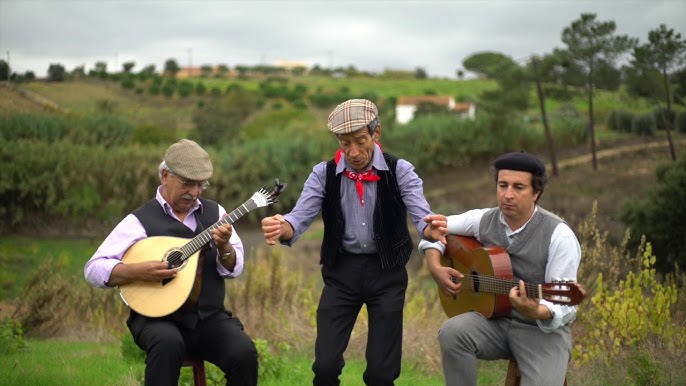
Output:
(500, 205), (538, 235)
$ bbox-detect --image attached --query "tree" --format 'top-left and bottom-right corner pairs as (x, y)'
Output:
(414, 67), (428, 79)
(90, 61), (108, 79)
(463, 51), (513, 79)
(122, 61), (135, 73)
(216, 64), (229, 78)
(0, 59), (9, 81)
(138, 64), (156, 80)
(561, 13), (637, 170)
(47, 63), (67, 82)
(71, 65), (85, 78)
(531, 56), (559, 177)
(200, 64), (213, 77)
(632, 24), (686, 161)
(620, 158), (686, 274)
(164, 58), (180, 77)
(463, 51), (530, 118)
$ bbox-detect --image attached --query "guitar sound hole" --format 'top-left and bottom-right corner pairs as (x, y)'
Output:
(166, 250), (184, 269)
(471, 271), (480, 292)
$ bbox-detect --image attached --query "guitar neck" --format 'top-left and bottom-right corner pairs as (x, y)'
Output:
(457, 275), (542, 298)
(177, 198), (257, 260)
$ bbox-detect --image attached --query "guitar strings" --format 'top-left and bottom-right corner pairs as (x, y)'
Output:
(453, 274), (539, 296)
(452, 275), (574, 303)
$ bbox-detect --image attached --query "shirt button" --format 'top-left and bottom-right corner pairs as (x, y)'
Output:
(362, 222), (366, 226)
(363, 244), (367, 248)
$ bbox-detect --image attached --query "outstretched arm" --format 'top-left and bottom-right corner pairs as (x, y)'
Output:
(261, 214), (294, 245)
(423, 214), (448, 244)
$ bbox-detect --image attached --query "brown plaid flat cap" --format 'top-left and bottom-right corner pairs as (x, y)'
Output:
(327, 99), (379, 134)
(163, 139), (213, 181)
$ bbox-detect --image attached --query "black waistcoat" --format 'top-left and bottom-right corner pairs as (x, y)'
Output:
(321, 152), (413, 270)
(132, 197), (225, 323)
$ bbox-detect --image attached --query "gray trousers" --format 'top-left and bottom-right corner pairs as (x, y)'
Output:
(438, 312), (571, 386)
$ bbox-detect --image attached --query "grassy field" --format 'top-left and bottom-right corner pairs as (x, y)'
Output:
(2, 136), (686, 385)
(2, 76), (685, 385)
(0, 338), (456, 386)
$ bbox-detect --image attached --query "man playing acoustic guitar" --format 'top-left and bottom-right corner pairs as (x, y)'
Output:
(420, 151), (581, 386)
(84, 139), (258, 385)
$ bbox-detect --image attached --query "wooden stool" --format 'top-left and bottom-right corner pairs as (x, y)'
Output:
(181, 354), (207, 386)
(505, 358), (567, 386)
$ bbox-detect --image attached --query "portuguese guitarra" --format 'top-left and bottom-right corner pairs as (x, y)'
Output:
(118, 180), (286, 317)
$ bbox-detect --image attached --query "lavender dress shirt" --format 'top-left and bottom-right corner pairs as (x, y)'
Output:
(84, 186), (245, 288)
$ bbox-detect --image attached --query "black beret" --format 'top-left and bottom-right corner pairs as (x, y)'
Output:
(493, 151), (546, 176)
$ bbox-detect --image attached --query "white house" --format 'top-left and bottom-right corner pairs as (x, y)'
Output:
(395, 95), (476, 124)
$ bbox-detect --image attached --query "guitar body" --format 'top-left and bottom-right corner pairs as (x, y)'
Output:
(440, 235), (513, 318)
(119, 236), (200, 318)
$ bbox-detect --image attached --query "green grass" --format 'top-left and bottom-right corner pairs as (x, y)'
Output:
(1, 339), (143, 386)
(0, 339), (450, 386)
(0, 236), (100, 300)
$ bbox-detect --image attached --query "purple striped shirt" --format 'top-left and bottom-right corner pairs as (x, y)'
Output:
(282, 143), (433, 254)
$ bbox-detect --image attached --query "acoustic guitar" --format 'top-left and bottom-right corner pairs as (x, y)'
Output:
(118, 180), (286, 318)
(438, 235), (586, 318)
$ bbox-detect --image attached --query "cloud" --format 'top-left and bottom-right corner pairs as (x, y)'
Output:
(1, 0), (684, 78)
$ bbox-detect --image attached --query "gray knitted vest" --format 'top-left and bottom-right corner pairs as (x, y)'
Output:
(479, 206), (563, 284)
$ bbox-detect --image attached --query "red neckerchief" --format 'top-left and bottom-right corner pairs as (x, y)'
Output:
(335, 142), (382, 206)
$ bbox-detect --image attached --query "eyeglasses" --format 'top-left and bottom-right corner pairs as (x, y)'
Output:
(170, 173), (210, 190)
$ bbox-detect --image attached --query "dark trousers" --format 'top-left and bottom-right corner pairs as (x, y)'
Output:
(127, 310), (258, 386)
(312, 251), (408, 386)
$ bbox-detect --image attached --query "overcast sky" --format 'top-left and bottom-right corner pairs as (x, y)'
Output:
(1, 0), (685, 79)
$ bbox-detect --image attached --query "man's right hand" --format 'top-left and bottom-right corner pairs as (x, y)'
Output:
(108, 261), (176, 287)
(261, 214), (291, 245)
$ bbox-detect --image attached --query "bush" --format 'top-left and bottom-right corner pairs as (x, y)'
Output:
(131, 124), (177, 145)
(631, 114), (655, 136)
(575, 243), (685, 362)
(607, 110), (633, 133)
(676, 110), (686, 133)
(621, 158), (686, 274)
(0, 317), (26, 355)
(0, 113), (133, 147)
(255, 338), (292, 380)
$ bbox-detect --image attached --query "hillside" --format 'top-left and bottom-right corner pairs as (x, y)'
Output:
(2, 78), (682, 248)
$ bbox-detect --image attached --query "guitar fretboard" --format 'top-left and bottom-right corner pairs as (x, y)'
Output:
(176, 199), (257, 260)
(454, 275), (542, 298)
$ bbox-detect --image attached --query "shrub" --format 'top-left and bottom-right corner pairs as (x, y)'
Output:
(574, 242), (686, 363)
(607, 110), (633, 133)
(621, 158), (686, 274)
(676, 110), (686, 133)
(631, 114), (655, 136)
(255, 338), (292, 380)
(177, 80), (194, 98)
(131, 124), (177, 145)
(0, 317), (26, 355)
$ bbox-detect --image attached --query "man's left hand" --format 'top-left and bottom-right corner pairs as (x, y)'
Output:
(212, 221), (233, 253)
(509, 280), (552, 320)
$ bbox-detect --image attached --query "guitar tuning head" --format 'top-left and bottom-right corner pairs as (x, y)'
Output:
(274, 178), (287, 195)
